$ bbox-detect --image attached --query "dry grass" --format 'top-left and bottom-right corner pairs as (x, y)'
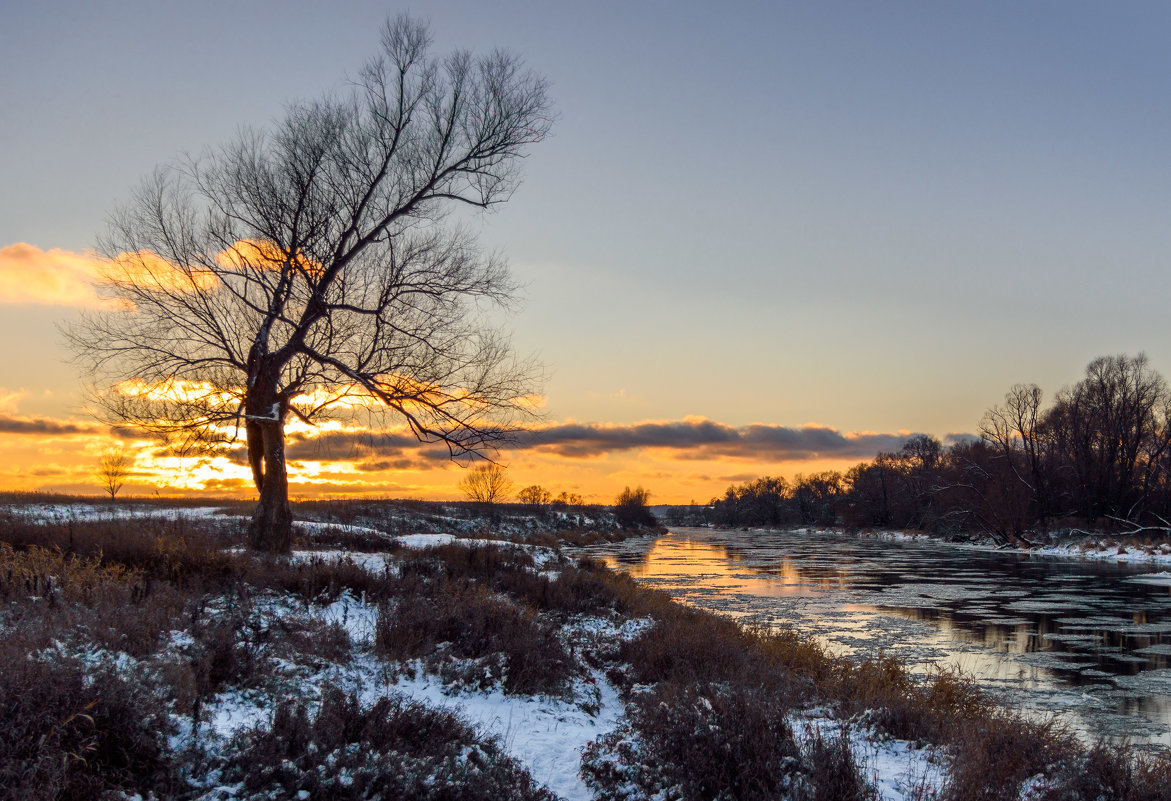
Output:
(0, 651), (175, 801)
(0, 515), (245, 588)
(376, 577), (572, 695)
(1023, 742), (1171, 801)
(223, 684), (557, 801)
(4, 510), (1171, 800)
(795, 728), (879, 801)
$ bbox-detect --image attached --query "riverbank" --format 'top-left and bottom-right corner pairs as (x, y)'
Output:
(862, 526), (1171, 568)
(723, 523), (1171, 569)
(2, 505), (1170, 799)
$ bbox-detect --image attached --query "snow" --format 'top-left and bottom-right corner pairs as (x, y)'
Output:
(206, 689), (272, 740)
(1029, 542), (1171, 565)
(381, 669), (624, 801)
(1, 503), (232, 524)
(1126, 571), (1171, 586)
(290, 549), (394, 577)
(391, 533), (560, 566)
(395, 532), (459, 548)
(292, 520), (389, 539)
(316, 590), (381, 645)
(874, 527), (1171, 567)
(793, 713), (946, 801)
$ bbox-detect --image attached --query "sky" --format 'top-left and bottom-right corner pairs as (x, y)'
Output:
(3, 1), (1171, 502)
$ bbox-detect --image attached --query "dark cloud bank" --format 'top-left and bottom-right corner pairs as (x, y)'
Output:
(283, 420), (952, 466)
(0, 414), (102, 435)
(512, 420), (918, 460)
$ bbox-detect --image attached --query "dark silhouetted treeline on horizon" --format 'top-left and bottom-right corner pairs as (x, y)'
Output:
(672, 354), (1171, 544)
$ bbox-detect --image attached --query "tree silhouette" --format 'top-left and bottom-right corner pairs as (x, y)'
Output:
(458, 464), (513, 505)
(67, 16), (552, 551)
(98, 448), (130, 500)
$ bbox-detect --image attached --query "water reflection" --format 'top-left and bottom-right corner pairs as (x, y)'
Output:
(584, 527), (1171, 748)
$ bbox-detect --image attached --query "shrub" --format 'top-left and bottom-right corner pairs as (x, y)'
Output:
(0, 543), (138, 605)
(375, 579), (572, 695)
(0, 653), (175, 801)
(224, 685), (556, 801)
(614, 486), (657, 529)
(1031, 743), (1171, 801)
(582, 682), (802, 801)
(794, 729), (878, 801)
(940, 713), (1076, 801)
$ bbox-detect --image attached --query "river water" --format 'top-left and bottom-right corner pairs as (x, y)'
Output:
(581, 526), (1171, 748)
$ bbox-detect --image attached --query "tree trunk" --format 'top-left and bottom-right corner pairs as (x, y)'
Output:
(247, 418), (292, 553)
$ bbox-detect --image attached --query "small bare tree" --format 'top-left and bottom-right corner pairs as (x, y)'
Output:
(517, 484), (551, 507)
(98, 448), (130, 500)
(552, 490), (583, 507)
(459, 464), (513, 505)
(67, 16), (552, 551)
(614, 485), (656, 528)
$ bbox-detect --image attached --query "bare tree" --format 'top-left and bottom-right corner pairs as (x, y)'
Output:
(459, 463), (512, 504)
(1048, 354), (1169, 523)
(67, 16), (553, 551)
(98, 448), (130, 500)
(614, 485), (656, 528)
(981, 383), (1051, 529)
(517, 484), (551, 507)
(552, 490), (583, 507)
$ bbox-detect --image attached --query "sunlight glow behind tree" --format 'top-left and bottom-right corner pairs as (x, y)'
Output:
(67, 15), (553, 551)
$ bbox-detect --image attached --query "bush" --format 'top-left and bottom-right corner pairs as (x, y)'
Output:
(0, 653), (175, 801)
(794, 728), (878, 801)
(583, 681), (881, 801)
(1031, 743), (1171, 801)
(614, 486), (657, 529)
(376, 578), (572, 695)
(225, 685), (556, 801)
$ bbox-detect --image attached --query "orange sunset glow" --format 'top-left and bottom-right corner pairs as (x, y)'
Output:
(6, 2), (1171, 509)
(0, 240), (923, 502)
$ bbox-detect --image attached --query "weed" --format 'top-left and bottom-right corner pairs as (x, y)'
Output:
(582, 682), (804, 801)
(0, 652), (175, 801)
(795, 728), (879, 801)
(375, 578), (571, 695)
(223, 685), (556, 800)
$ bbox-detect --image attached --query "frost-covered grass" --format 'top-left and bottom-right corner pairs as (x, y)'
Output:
(2, 508), (1171, 800)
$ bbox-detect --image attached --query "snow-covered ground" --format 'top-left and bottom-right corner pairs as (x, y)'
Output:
(859, 524), (1171, 566)
(793, 713), (946, 801)
(180, 587), (949, 801)
(3, 503), (954, 799)
(1, 502), (235, 524)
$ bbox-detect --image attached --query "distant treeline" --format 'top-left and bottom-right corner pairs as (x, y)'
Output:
(670, 354), (1171, 543)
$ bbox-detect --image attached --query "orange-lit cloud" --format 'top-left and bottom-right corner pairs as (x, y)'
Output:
(0, 388), (24, 414)
(0, 399), (971, 502)
(0, 240), (269, 311)
(275, 418), (922, 464)
(105, 249), (219, 295)
(0, 414), (103, 436)
(507, 418), (918, 461)
(0, 243), (108, 307)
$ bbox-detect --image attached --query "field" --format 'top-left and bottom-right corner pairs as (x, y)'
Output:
(2, 497), (1170, 801)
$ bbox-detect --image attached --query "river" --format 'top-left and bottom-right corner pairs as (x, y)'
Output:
(581, 526), (1171, 748)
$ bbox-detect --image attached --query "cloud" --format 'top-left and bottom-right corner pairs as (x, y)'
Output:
(0, 388), (25, 414)
(275, 417), (946, 466)
(0, 242), (225, 310)
(509, 418), (919, 461)
(284, 430), (419, 462)
(0, 413), (102, 436)
(0, 243), (108, 307)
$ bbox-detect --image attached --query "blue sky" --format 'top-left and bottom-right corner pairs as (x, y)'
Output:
(3, 1), (1171, 498)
